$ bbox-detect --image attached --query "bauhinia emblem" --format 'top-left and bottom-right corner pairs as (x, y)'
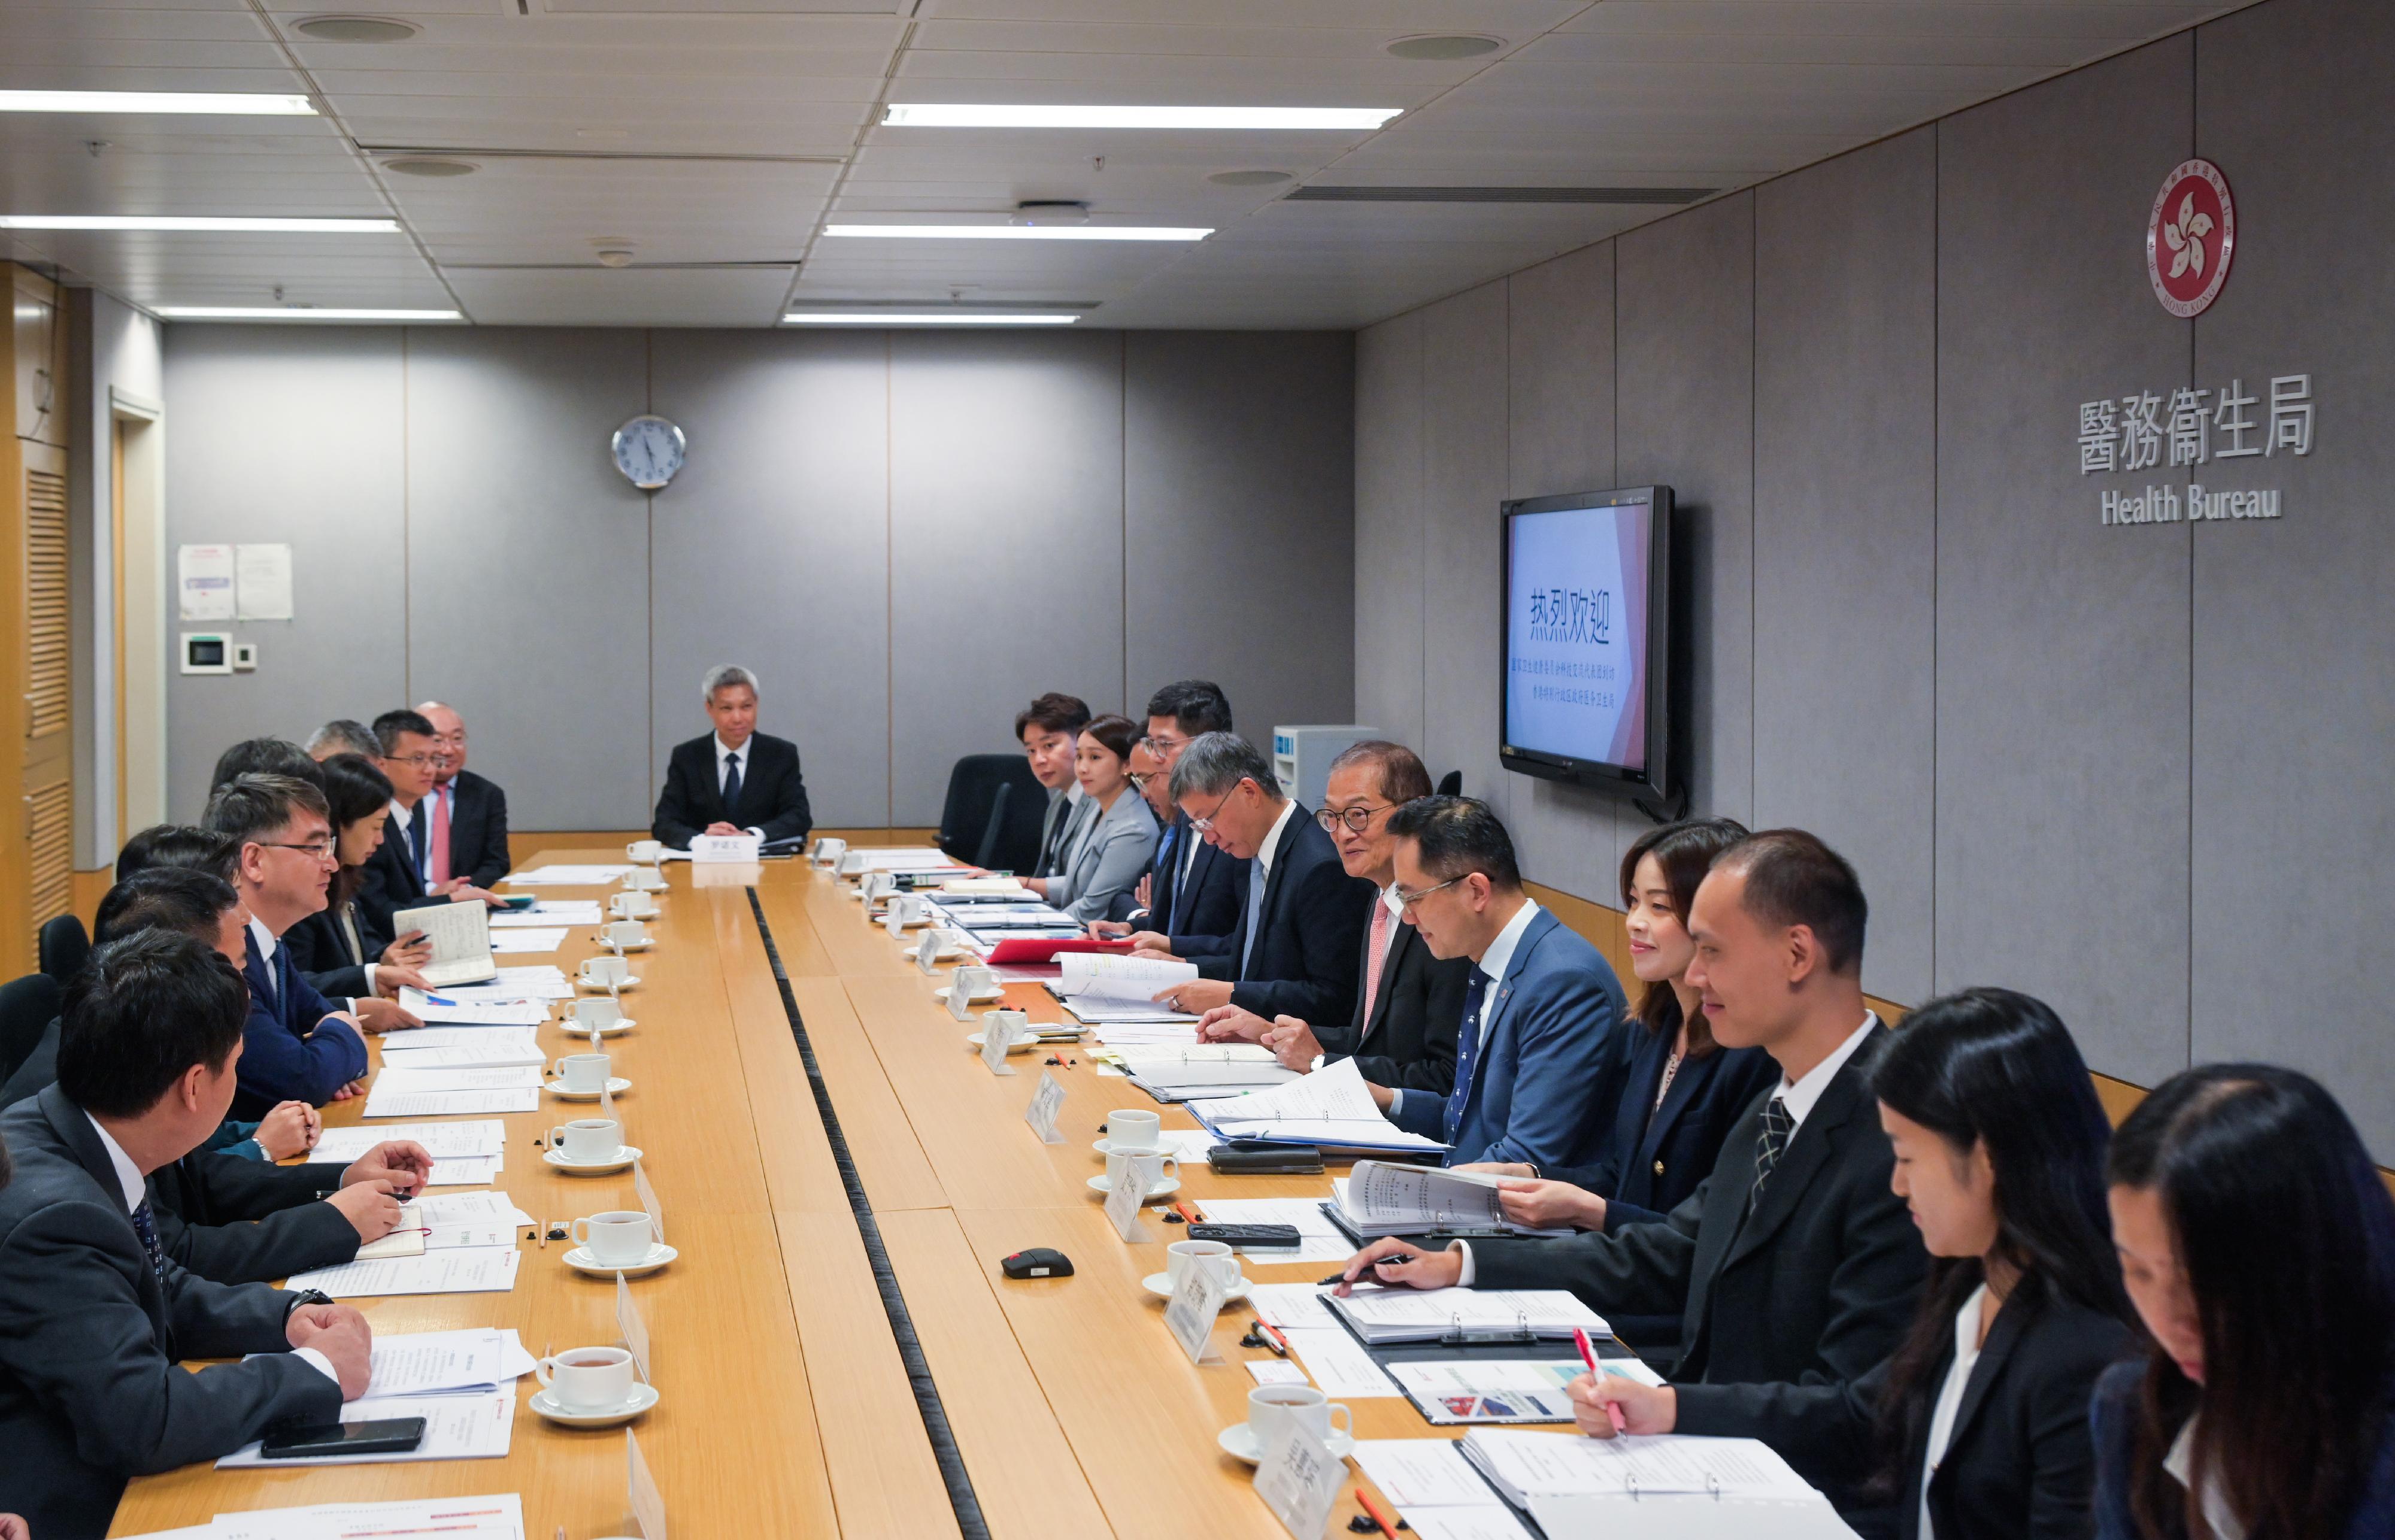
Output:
(2147, 159), (2235, 318)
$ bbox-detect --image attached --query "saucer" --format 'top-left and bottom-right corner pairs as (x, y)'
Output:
(561, 1016), (635, 1036)
(1087, 1172), (1181, 1200)
(965, 1030), (1038, 1054)
(562, 1242), (677, 1278)
(577, 975), (641, 992)
(932, 984), (1004, 1005)
(542, 1144), (642, 1174)
(1142, 1272), (1250, 1304)
(1092, 1138), (1174, 1159)
(546, 1076), (632, 1101)
(530, 1382), (659, 1428)
(596, 936), (655, 952)
(1217, 1423), (1353, 1466)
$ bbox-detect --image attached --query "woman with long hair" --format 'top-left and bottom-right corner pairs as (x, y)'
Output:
(1572, 988), (2136, 1539)
(281, 751), (430, 1000)
(2094, 1065), (2395, 1539)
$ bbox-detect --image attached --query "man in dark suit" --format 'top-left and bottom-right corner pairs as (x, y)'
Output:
(652, 664), (814, 847)
(204, 774), (373, 1115)
(1338, 829), (1927, 1405)
(1139, 732), (1374, 1026)
(357, 708), (501, 948)
(1197, 741), (1470, 1096)
(1103, 679), (1247, 945)
(0, 929), (372, 1536)
(419, 701), (512, 889)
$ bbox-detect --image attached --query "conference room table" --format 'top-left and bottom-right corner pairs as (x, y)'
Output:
(110, 849), (1605, 1540)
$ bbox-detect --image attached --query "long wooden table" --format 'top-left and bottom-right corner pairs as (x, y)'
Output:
(112, 850), (1542, 1539)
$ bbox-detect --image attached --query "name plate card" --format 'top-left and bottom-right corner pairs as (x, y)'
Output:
(1024, 1069), (1067, 1145)
(627, 1429), (667, 1540)
(633, 1159), (665, 1244)
(980, 1011), (1018, 1077)
(948, 980), (978, 1022)
(1254, 1420), (1344, 1540)
(617, 1272), (652, 1382)
(1165, 1260), (1227, 1365)
(836, 849), (866, 877)
(1105, 1153), (1162, 1241)
(916, 930), (944, 973)
(811, 837), (847, 868)
(882, 903), (908, 939)
(690, 832), (760, 865)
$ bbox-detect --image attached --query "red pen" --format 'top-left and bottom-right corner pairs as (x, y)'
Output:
(1355, 1486), (1402, 1537)
(1575, 1326), (1627, 1435)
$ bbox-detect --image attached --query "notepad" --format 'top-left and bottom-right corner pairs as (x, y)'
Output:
(392, 901), (498, 988)
(1334, 1162), (1574, 1238)
(1323, 1285), (1610, 1345)
(1186, 1056), (1447, 1153)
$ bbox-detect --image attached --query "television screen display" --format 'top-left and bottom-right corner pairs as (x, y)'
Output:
(1500, 486), (1672, 798)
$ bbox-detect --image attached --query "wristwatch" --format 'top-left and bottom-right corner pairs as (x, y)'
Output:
(283, 1287), (335, 1318)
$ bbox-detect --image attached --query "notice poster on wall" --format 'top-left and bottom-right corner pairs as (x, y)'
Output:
(236, 542), (294, 620)
(177, 543), (236, 620)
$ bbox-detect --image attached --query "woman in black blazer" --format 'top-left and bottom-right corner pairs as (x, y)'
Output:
(282, 752), (430, 1002)
(1571, 987), (2137, 1540)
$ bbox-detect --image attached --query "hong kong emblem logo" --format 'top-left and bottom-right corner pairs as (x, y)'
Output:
(2147, 159), (2235, 318)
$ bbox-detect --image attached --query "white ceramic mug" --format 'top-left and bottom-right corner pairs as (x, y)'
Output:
(812, 837), (848, 868)
(836, 849), (866, 876)
(1165, 1238), (1242, 1293)
(549, 1117), (622, 1163)
(536, 1345), (637, 1410)
(1106, 1108), (1163, 1153)
(952, 965), (996, 999)
(624, 868), (668, 893)
(604, 919), (651, 949)
(553, 1051), (611, 1093)
(860, 871), (896, 901)
(571, 1209), (657, 1265)
(1247, 1384), (1351, 1446)
(626, 839), (663, 865)
(580, 955), (630, 986)
(1106, 1149), (1178, 1196)
(610, 891), (659, 919)
(571, 996), (624, 1030)
(892, 893), (929, 926)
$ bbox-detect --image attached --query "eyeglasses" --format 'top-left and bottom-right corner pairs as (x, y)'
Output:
(383, 753), (439, 769)
(1315, 802), (1398, 835)
(1126, 770), (1153, 789)
(1140, 733), (1190, 757)
(256, 838), (337, 860)
(1189, 784), (1242, 834)
(1392, 874), (1466, 910)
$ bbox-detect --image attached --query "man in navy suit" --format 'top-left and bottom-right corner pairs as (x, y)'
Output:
(202, 774), (372, 1117)
(651, 665), (813, 848)
(1104, 679), (1246, 945)
(1368, 796), (1632, 1169)
(1141, 732), (1374, 1026)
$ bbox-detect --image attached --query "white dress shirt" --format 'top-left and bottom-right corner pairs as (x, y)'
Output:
(714, 734), (765, 838)
(1251, 798), (1300, 881)
(1386, 898), (1539, 1120)
(2164, 1414), (2245, 1540)
(83, 1113), (340, 1386)
(1920, 1283), (1991, 1540)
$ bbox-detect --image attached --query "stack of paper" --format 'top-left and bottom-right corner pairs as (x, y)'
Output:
(490, 900), (602, 927)
(285, 1243), (523, 1300)
(399, 988), (550, 1026)
(362, 1068), (541, 1118)
(156, 1494), (525, 1540)
(380, 1032), (545, 1071)
(353, 1198), (524, 1260)
(844, 846), (954, 871)
(939, 876), (1029, 896)
(505, 863), (634, 885)
(313, 1121), (507, 1187)
(1324, 1286), (1611, 1345)
(1353, 1441), (1536, 1540)
(217, 1327), (532, 1466)
(1333, 1162), (1572, 1239)
(1186, 1056), (1446, 1152)
(1115, 1043), (1298, 1099)
(489, 926), (567, 954)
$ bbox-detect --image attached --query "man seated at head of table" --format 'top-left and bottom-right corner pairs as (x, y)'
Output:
(1190, 740), (1473, 1099)
(0, 929), (374, 1539)
(1096, 680), (1247, 944)
(1336, 828), (1928, 1391)
(1137, 732), (1376, 1027)
(651, 664), (814, 850)
(202, 772), (377, 1114)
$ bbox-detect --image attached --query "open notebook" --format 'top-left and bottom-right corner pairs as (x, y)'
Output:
(393, 901), (498, 988)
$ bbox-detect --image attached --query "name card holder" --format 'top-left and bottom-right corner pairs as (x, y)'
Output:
(1165, 1262), (1227, 1365)
(626, 1429), (667, 1540)
(616, 1272), (652, 1383)
(980, 1011), (1019, 1077)
(1254, 1420), (1344, 1540)
(690, 832), (760, 864)
(1024, 1069), (1067, 1145)
(633, 1160), (665, 1244)
(1105, 1153), (1162, 1241)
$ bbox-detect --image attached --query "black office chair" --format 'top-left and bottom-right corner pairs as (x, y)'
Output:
(0, 971), (63, 1088)
(934, 753), (1048, 872)
(1435, 770), (1463, 797)
(38, 913), (90, 982)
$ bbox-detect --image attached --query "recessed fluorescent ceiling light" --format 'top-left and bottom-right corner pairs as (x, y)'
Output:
(823, 224), (1209, 242)
(882, 104), (1400, 131)
(156, 307), (462, 321)
(0, 216), (399, 233)
(784, 311), (1080, 326)
(0, 90), (316, 116)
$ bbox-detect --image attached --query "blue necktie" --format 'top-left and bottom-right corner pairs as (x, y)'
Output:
(272, 942), (294, 1024)
(721, 753), (743, 820)
(1442, 970), (1494, 1144)
(407, 808), (428, 884)
(130, 1196), (168, 1283)
(1239, 859), (1265, 978)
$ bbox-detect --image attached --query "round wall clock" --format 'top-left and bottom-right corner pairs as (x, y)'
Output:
(611, 414), (686, 490)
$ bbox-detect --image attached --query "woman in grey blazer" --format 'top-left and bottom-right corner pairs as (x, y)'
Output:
(1024, 713), (1160, 923)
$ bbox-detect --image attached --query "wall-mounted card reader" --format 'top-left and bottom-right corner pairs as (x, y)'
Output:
(181, 632), (234, 675)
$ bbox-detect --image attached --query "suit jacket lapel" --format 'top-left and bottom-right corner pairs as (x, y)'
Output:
(41, 1087), (172, 1349)
(1722, 1055), (1867, 1271)
(1638, 1038), (1709, 1163)
(1939, 1295), (2028, 1467)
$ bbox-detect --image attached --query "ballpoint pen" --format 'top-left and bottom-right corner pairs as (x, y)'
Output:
(1575, 1325), (1626, 1435)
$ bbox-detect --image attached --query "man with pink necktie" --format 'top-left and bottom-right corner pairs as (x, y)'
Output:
(417, 701), (512, 891)
(1192, 741), (1471, 1096)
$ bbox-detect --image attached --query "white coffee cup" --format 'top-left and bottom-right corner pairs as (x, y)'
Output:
(626, 839), (663, 865)
(927, 926), (964, 957)
(571, 996), (624, 1030)
(571, 1209), (657, 1266)
(812, 837), (848, 868)
(1247, 1384), (1351, 1447)
(624, 868), (668, 892)
(892, 893), (929, 926)
(580, 955), (630, 986)
(536, 1345), (638, 1410)
(1165, 1238), (1242, 1292)
(1106, 1108), (1163, 1153)
(550, 1117), (623, 1163)
(553, 1052), (611, 1093)
(604, 919), (651, 949)
(610, 891), (659, 919)
(836, 849), (866, 876)
(953, 965), (996, 999)
(1106, 1149), (1178, 1196)
(860, 871), (896, 901)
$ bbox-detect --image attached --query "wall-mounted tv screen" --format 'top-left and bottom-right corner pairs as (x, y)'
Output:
(1500, 486), (1674, 801)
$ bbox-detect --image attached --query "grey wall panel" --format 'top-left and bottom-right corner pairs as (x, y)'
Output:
(1418, 282), (1513, 824)
(1126, 332), (1356, 747)
(403, 329), (654, 830)
(1935, 36), (2195, 1084)
(162, 327), (408, 823)
(1503, 242), (1626, 899)
(1753, 129), (1939, 1005)
(887, 329), (1125, 825)
(1616, 193), (1756, 828)
(1353, 314), (1426, 752)
(2188, 0), (2395, 1153)
(649, 330), (891, 829)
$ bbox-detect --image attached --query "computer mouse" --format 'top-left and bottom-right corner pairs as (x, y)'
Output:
(1001, 1247), (1074, 1279)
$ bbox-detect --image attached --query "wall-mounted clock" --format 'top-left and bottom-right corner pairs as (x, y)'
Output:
(612, 414), (686, 490)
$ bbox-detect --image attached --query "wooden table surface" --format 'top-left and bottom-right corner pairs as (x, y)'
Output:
(110, 851), (1539, 1539)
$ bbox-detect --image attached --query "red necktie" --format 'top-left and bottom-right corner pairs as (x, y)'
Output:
(1358, 899), (1394, 1039)
(428, 785), (453, 887)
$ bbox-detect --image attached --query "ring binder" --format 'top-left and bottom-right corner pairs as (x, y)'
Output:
(1438, 1310), (1542, 1348)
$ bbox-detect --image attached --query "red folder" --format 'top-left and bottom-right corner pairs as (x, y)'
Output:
(981, 936), (1136, 965)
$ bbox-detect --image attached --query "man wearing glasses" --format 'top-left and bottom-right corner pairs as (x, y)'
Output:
(1138, 732), (1374, 1024)
(1096, 680), (1246, 947)
(1191, 742), (1473, 1097)
(417, 701), (513, 890)
(358, 708), (499, 948)
(201, 774), (371, 1117)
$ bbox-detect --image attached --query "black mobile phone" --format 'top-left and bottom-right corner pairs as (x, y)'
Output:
(259, 1416), (429, 1460)
(1189, 1222), (1303, 1249)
